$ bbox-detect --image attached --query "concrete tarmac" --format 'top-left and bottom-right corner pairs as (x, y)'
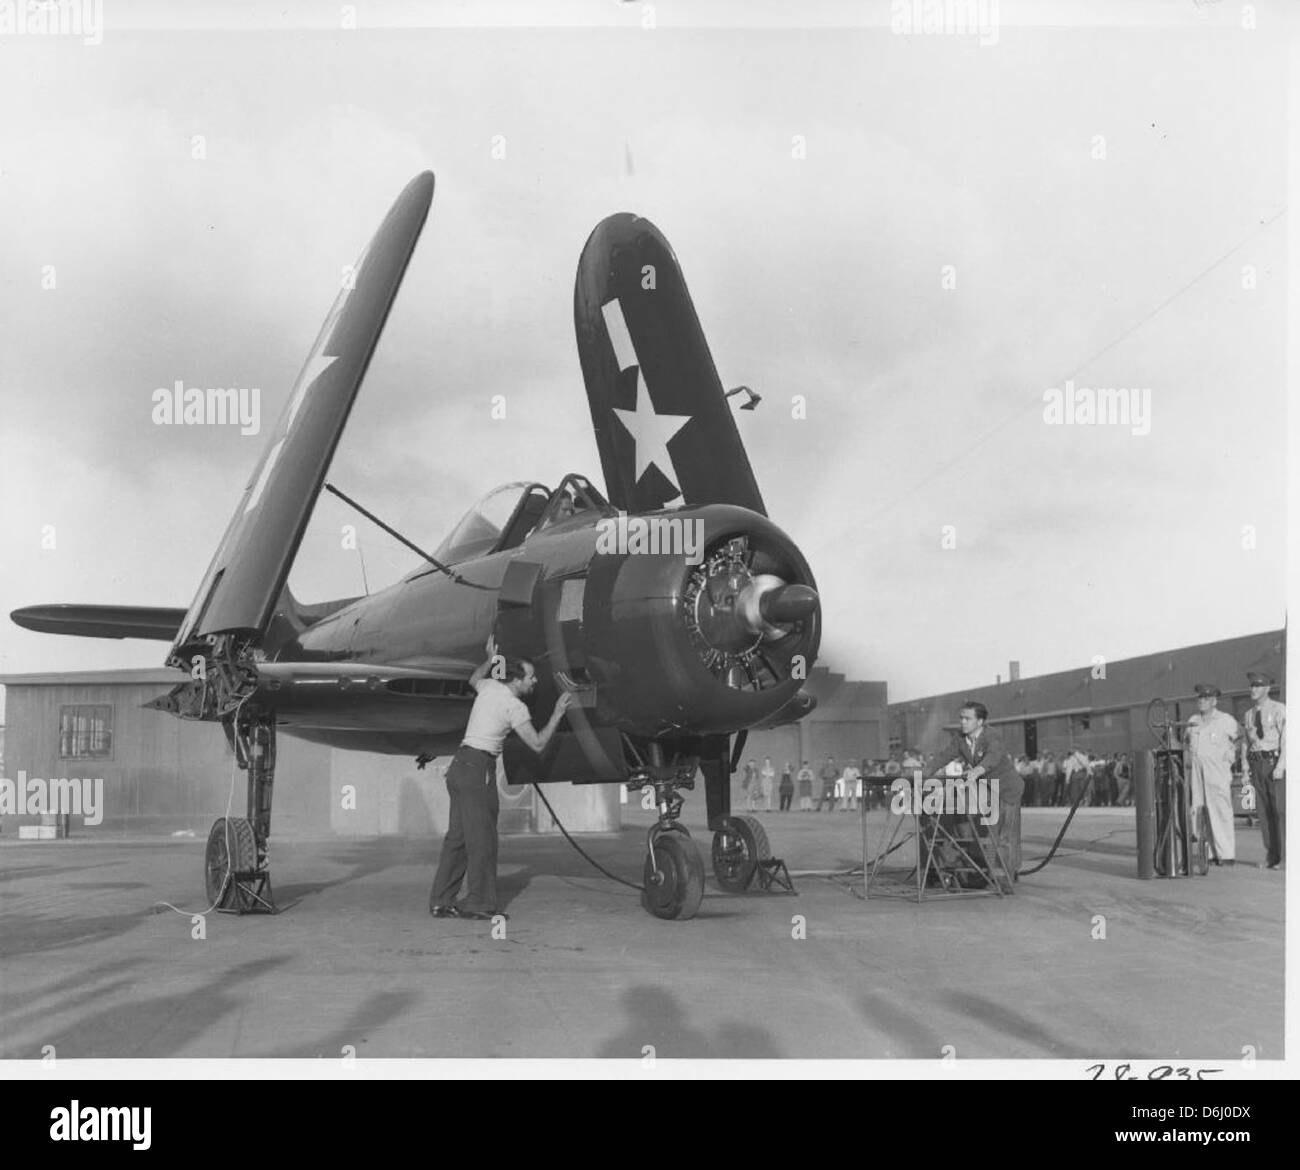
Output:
(0, 805), (1283, 1060)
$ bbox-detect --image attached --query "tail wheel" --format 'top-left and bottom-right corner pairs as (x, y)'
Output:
(710, 814), (772, 892)
(205, 816), (257, 908)
(642, 831), (705, 920)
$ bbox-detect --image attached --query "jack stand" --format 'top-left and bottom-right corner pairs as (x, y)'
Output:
(216, 871), (277, 916)
(751, 858), (796, 893)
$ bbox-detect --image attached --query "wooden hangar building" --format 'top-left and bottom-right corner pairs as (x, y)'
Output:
(0, 665), (887, 837)
(887, 629), (1286, 775)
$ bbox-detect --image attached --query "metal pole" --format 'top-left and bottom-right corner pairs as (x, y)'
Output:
(1135, 750), (1155, 878)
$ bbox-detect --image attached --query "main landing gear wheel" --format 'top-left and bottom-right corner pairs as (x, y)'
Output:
(642, 830), (705, 920)
(205, 816), (256, 909)
(710, 814), (771, 892)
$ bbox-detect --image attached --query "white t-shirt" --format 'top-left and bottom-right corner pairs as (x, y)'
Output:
(462, 679), (532, 756)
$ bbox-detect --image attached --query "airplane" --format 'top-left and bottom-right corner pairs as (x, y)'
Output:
(11, 172), (822, 921)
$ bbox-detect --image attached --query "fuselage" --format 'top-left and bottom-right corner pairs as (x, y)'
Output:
(263, 500), (819, 759)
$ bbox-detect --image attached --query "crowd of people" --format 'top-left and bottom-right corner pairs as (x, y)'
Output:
(739, 750), (943, 814)
(1012, 751), (1134, 807)
(737, 748), (1141, 812)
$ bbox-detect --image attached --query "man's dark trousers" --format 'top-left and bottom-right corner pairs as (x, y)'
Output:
(430, 746), (500, 913)
(1249, 751), (1285, 867)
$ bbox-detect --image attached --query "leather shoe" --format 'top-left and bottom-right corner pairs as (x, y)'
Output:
(457, 908), (507, 921)
(429, 904), (456, 918)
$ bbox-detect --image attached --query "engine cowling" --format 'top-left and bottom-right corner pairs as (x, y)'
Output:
(577, 505), (820, 737)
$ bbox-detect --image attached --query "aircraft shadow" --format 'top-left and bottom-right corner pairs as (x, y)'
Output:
(0, 909), (152, 961)
(4, 956), (291, 1059)
(596, 984), (782, 1059)
(255, 988), (423, 1059)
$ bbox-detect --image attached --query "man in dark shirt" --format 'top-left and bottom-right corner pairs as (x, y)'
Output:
(926, 700), (1024, 882)
(817, 756), (838, 811)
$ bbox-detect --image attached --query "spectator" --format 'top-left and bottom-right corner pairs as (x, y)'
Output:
(1023, 753), (1040, 807)
(1114, 752), (1132, 806)
(1041, 751), (1061, 805)
(796, 760), (815, 811)
(837, 761), (856, 811)
(778, 761), (794, 812)
(1062, 748), (1089, 805)
(817, 756), (838, 811)
(743, 758), (759, 812)
(760, 757), (776, 813)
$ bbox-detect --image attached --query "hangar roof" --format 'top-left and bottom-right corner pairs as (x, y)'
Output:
(0, 668), (186, 686)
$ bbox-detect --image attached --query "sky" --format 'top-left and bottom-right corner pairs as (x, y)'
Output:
(0, 0), (1290, 713)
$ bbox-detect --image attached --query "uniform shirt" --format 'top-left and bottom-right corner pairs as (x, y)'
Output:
(819, 763), (839, 792)
(462, 678), (532, 756)
(1244, 698), (1285, 753)
(1185, 708), (1239, 768)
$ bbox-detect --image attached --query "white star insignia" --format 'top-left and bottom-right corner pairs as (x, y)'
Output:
(285, 351), (339, 427)
(602, 298), (691, 496)
(613, 375), (691, 494)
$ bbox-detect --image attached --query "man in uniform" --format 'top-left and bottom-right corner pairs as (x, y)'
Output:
(1185, 683), (1240, 868)
(428, 638), (572, 919)
(1241, 671), (1285, 869)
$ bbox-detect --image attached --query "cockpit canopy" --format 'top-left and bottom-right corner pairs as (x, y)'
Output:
(431, 474), (611, 566)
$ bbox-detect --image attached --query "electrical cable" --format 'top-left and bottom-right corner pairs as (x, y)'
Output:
(1017, 772), (1096, 875)
(529, 782), (644, 892)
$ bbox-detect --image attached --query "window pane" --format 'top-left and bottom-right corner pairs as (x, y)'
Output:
(59, 704), (113, 759)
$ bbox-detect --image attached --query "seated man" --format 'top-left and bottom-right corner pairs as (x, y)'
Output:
(922, 700), (1024, 885)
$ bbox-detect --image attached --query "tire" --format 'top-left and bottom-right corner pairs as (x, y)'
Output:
(205, 816), (257, 908)
(642, 831), (705, 920)
(710, 814), (772, 893)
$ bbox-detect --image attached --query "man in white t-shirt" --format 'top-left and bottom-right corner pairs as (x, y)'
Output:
(429, 637), (572, 920)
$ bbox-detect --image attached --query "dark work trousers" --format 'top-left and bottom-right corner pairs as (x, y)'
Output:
(779, 789), (793, 811)
(429, 746), (501, 913)
(998, 791), (1023, 879)
(1249, 751), (1285, 867)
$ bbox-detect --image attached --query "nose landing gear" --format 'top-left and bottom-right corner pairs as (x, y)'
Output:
(631, 744), (705, 920)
